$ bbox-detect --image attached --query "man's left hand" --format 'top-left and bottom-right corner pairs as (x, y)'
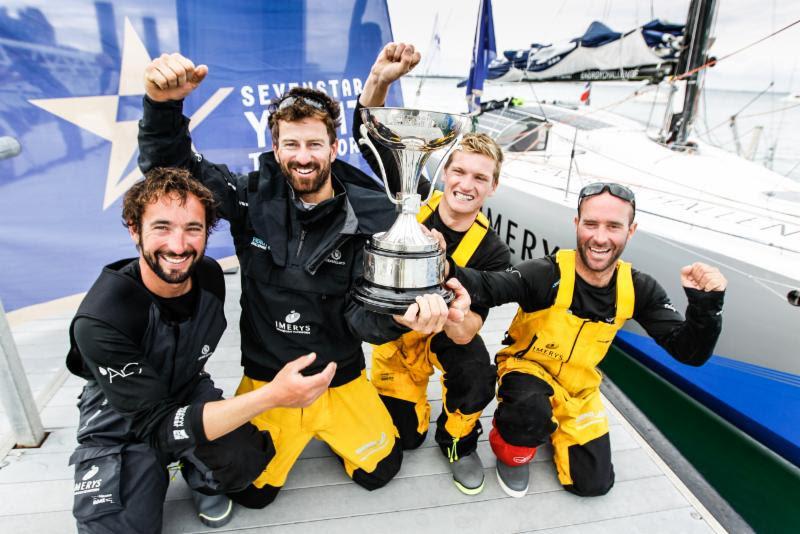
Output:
(680, 262), (727, 291)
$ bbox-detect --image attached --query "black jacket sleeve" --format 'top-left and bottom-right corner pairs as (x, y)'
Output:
(633, 274), (724, 366)
(73, 317), (209, 454)
(353, 100), (431, 197)
(453, 258), (553, 312)
(138, 96), (248, 225)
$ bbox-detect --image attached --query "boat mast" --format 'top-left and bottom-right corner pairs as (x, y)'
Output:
(666, 0), (718, 146)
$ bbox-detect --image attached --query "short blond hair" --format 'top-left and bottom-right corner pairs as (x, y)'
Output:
(444, 133), (504, 185)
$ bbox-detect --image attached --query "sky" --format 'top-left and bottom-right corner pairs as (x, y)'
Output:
(387, 0), (800, 92)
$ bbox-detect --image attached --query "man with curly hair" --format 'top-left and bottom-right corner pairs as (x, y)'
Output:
(67, 167), (335, 532)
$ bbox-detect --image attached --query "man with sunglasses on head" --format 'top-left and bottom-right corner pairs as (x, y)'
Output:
(138, 53), (470, 511)
(442, 182), (727, 498)
(351, 42), (512, 495)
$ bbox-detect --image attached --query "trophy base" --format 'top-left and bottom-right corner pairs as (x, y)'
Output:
(353, 279), (455, 315)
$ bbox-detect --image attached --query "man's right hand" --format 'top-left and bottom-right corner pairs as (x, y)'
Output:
(265, 353), (336, 408)
(359, 42), (421, 107)
(144, 53), (208, 102)
(370, 42), (421, 87)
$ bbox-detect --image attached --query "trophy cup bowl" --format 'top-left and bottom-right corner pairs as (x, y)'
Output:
(354, 107), (472, 314)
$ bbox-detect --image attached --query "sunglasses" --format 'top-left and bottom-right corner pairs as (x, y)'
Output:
(274, 95), (326, 112)
(578, 182), (636, 215)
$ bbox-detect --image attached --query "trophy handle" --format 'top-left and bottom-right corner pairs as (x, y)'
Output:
(423, 133), (464, 205)
(359, 124), (401, 205)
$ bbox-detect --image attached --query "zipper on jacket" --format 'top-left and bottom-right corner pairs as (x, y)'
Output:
(513, 334), (538, 359)
(563, 319), (588, 368)
(296, 229), (307, 258)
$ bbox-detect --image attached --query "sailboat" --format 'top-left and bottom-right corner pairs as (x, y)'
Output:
(451, 0), (800, 528)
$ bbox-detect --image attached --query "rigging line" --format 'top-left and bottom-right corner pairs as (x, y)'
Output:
(731, 82), (774, 120)
(738, 102), (800, 120)
(672, 18), (800, 82)
(648, 233), (798, 301)
(695, 102), (800, 138)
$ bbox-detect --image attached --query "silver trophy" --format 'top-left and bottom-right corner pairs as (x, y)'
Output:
(354, 107), (472, 314)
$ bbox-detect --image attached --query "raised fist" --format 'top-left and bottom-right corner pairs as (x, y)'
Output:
(370, 42), (421, 86)
(144, 53), (208, 102)
(680, 262), (727, 292)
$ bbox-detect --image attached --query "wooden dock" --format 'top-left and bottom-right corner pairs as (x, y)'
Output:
(0, 270), (725, 533)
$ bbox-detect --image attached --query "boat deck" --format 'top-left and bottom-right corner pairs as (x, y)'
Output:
(0, 270), (724, 533)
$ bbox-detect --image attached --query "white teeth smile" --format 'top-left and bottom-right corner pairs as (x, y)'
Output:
(163, 256), (188, 264)
(589, 247), (610, 254)
(454, 192), (474, 201)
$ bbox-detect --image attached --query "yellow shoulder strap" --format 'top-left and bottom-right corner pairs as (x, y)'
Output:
(452, 213), (489, 267)
(417, 190), (443, 223)
(614, 260), (635, 324)
(554, 249), (575, 309)
(418, 191), (489, 267)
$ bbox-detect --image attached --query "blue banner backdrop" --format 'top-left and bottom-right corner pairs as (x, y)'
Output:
(0, 0), (399, 311)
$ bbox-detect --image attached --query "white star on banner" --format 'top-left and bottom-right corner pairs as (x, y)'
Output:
(30, 17), (232, 209)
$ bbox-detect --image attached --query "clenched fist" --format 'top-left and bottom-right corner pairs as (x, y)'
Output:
(144, 53), (208, 102)
(680, 262), (727, 292)
(370, 42), (421, 86)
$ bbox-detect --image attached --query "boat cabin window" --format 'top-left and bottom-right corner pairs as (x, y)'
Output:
(495, 117), (548, 152)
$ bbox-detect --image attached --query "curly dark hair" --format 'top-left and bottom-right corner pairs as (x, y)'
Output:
(122, 167), (219, 235)
(268, 87), (341, 145)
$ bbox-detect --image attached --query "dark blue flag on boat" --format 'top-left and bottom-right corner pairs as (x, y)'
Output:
(466, 0), (496, 112)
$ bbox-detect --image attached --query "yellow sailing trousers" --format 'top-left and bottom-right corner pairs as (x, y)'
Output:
(236, 371), (399, 488)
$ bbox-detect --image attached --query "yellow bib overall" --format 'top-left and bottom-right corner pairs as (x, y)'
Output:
(496, 249), (634, 485)
(371, 191), (491, 448)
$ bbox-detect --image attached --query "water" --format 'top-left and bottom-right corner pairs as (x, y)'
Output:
(399, 77), (800, 183)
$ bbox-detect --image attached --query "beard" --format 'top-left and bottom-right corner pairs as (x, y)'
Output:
(280, 158), (331, 196)
(141, 242), (202, 284)
(576, 238), (626, 274)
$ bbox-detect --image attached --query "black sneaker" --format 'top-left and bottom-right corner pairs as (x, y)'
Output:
(496, 461), (529, 498)
(191, 490), (233, 528)
(449, 452), (485, 495)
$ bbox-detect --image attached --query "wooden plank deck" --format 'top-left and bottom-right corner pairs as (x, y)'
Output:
(0, 271), (725, 533)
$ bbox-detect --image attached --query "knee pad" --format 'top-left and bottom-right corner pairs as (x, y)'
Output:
(435, 337), (497, 415)
(489, 421), (537, 466)
(495, 372), (556, 447)
(563, 435), (615, 497)
(379, 395), (427, 450)
(228, 483), (281, 509)
(351, 439), (403, 491)
(192, 424), (275, 493)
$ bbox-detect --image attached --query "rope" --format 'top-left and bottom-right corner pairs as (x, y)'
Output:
(672, 18), (800, 81)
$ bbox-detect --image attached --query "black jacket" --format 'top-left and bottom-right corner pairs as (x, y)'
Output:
(66, 257), (226, 455)
(138, 97), (408, 386)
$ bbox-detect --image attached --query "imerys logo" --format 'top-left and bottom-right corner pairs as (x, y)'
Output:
(198, 344), (213, 361)
(82, 465), (99, 481)
(276, 310), (311, 335)
(531, 342), (565, 361)
(325, 248), (345, 266)
(74, 465), (103, 495)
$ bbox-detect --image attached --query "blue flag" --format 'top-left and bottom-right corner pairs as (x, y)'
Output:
(466, 0), (496, 113)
